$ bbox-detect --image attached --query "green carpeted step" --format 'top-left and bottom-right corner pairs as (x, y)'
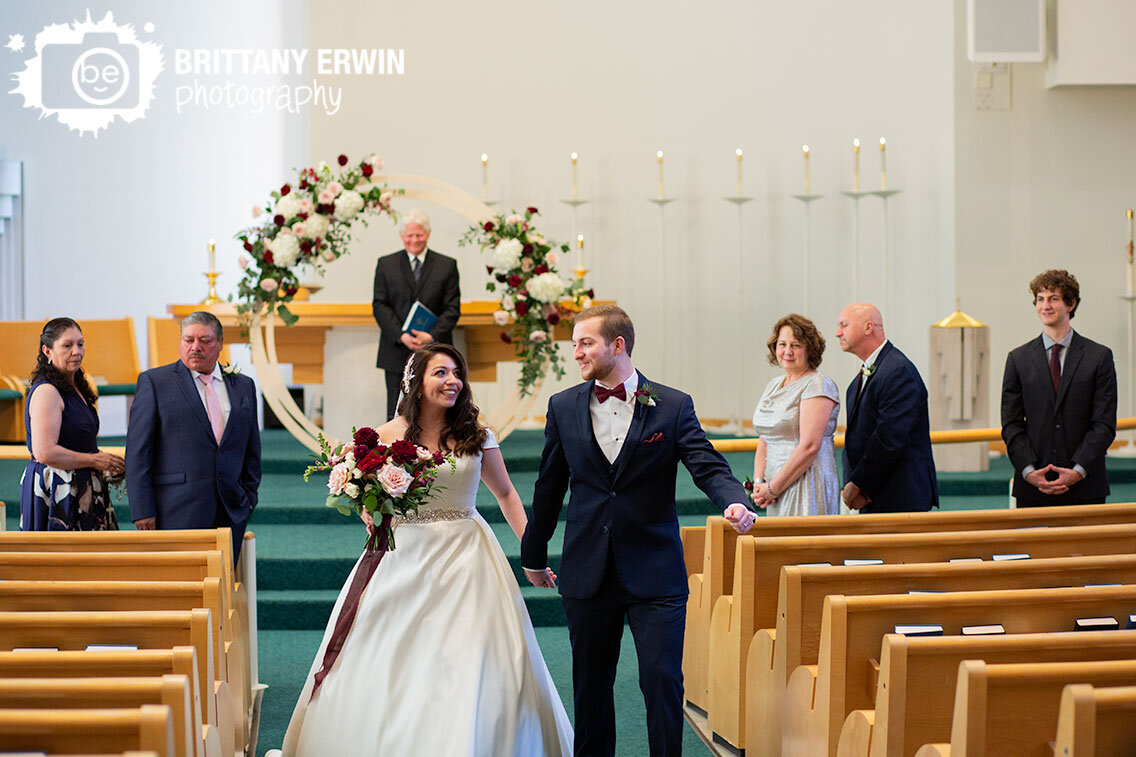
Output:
(258, 585), (567, 630)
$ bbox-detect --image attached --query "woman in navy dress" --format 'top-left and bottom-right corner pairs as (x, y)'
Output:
(20, 318), (124, 531)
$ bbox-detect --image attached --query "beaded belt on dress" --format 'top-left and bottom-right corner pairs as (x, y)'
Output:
(393, 508), (475, 525)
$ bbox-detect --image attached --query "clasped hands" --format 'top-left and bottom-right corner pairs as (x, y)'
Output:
(399, 330), (434, 350)
(841, 481), (872, 510)
(1024, 464), (1082, 496)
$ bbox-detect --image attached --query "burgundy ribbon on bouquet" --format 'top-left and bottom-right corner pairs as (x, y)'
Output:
(309, 513), (393, 699)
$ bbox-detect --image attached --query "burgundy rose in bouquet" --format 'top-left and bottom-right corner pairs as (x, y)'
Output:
(304, 426), (455, 551)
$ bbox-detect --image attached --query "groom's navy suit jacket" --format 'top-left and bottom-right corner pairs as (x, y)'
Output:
(127, 360), (261, 531)
(842, 342), (938, 513)
(522, 373), (748, 600)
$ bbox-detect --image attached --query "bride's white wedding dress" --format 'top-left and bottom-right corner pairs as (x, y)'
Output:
(282, 433), (572, 755)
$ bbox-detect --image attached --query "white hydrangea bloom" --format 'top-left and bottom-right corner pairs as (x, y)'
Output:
(527, 272), (566, 303)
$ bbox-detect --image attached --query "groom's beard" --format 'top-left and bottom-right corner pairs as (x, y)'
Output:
(580, 352), (617, 383)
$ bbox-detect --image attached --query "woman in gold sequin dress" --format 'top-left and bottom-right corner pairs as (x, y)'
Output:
(283, 344), (571, 756)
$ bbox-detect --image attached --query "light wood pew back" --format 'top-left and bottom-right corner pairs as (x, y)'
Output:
(683, 505), (1136, 711)
(914, 659), (1136, 757)
(0, 648), (210, 757)
(0, 372), (26, 442)
(0, 579), (227, 685)
(0, 705), (174, 757)
(1055, 683), (1136, 757)
(0, 317), (140, 386)
(700, 522), (1136, 745)
(742, 553), (1136, 756)
(784, 584), (1136, 757)
(0, 676), (194, 757)
(836, 630), (1136, 757)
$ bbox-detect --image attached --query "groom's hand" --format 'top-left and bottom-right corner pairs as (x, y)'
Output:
(524, 567), (557, 589)
(724, 503), (756, 533)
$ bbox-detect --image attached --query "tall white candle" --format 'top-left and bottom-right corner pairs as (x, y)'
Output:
(802, 145), (810, 195)
(480, 154), (488, 202)
(1128, 209), (1134, 295)
(577, 233), (585, 271)
(879, 138), (887, 190)
(208, 239), (215, 273)
(853, 138), (861, 192)
(656, 151), (664, 199)
(571, 152), (579, 201)
(735, 148), (743, 196)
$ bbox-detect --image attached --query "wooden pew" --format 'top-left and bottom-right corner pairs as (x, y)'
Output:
(0, 648), (221, 757)
(913, 659), (1136, 757)
(0, 317), (141, 398)
(700, 522), (1136, 751)
(0, 705), (174, 757)
(1054, 683), (1136, 757)
(738, 552), (1136, 756)
(0, 529), (251, 736)
(836, 630), (1136, 757)
(0, 676), (195, 757)
(0, 372), (26, 443)
(0, 579), (231, 717)
(682, 503), (1136, 711)
(781, 584), (1136, 757)
(0, 609), (235, 757)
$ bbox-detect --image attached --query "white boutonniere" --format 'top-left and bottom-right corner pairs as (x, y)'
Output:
(220, 362), (242, 377)
(860, 363), (877, 379)
(633, 383), (660, 407)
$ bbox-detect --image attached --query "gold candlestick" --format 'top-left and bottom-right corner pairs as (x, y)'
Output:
(203, 271), (221, 305)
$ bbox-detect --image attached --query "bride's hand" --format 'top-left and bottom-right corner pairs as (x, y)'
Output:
(360, 509), (375, 529)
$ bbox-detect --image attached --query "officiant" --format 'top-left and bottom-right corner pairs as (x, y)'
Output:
(372, 209), (462, 420)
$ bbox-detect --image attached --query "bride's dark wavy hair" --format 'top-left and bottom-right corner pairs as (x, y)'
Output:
(398, 343), (487, 457)
(29, 317), (98, 407)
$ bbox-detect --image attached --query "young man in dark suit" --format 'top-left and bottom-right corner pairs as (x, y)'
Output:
(127, 311), (261, 564)
(371, 209), (461, 419)
(836, 303), (938, 513)
(1001, 269), (1117, 506)
(521, 304), (755, 757)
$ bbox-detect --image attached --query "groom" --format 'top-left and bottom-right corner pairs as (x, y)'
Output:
(521, 304), (755, 756)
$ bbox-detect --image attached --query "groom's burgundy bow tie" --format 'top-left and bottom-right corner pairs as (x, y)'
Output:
(594, 383), (626, 403)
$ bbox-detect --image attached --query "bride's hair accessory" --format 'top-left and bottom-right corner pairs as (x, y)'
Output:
(401, 356), (416, 395)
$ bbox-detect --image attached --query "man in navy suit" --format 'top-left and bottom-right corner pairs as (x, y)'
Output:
(1001, 269), (1116, 506)
(836, 303), (938, 513)
(127, 311), (261, 564)
(521, 304), (755, 757)
(372, 209), (461, 420)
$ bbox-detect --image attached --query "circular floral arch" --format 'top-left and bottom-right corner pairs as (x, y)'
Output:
(236, 156), (589, 453)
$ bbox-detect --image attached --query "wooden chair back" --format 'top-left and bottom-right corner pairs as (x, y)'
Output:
(0, 675), (194, 757)
(938, 659), (1136, 757)
(1055, 683), (1136, 757)
(786, 584), (1136, 757)
(850, 630), (1136, 757)
(0, 705), (174, 756)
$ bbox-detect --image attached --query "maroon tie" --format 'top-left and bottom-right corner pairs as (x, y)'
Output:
(1049, 343), (1063, 394)
(595, 383), (626, 403)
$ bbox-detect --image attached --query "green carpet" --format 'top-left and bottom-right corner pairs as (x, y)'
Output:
(8, 430), (1136, 755)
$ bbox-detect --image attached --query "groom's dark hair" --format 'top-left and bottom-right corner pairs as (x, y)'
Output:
(575, 304), (635, 356)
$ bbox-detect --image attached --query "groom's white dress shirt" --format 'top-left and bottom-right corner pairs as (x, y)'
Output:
(590, 371), (639, 464)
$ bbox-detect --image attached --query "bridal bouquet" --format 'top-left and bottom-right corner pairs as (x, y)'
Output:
(304, 426), (455, 551)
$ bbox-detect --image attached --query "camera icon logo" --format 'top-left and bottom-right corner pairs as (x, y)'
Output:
(42, 32), (139, 109)
(10, 11), (163, 136)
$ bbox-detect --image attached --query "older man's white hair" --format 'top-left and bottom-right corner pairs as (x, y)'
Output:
(398, 209), (432, 235)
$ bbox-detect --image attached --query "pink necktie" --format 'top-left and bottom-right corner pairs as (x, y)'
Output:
(198, 374), (225, 444)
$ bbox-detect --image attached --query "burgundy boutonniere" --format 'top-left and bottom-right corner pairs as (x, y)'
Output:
(634, 383), (660, 407)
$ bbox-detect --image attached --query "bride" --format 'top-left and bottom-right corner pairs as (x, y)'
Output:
(281, 344), (572, 755)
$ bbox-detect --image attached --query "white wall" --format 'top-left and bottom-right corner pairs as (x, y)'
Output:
(4, 0), (965, 429)
(0, 0), (310, 362)
(306, 0), (957, 423)
(953, 0), (1136, 424)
